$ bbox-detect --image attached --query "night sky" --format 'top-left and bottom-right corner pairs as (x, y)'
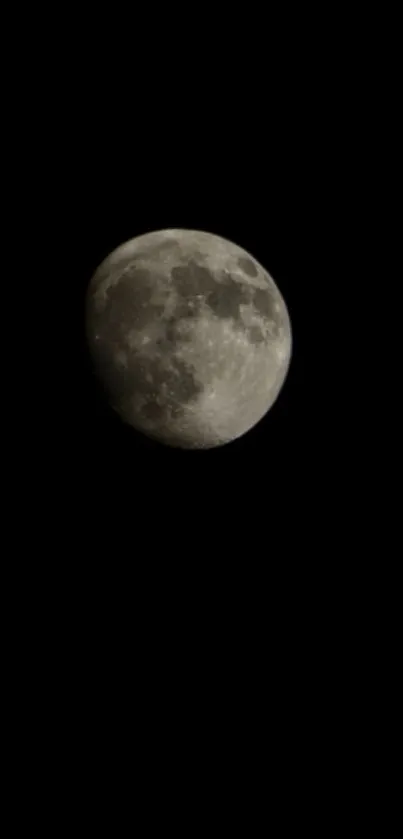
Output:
(15, 21), (367, 797)
(50, 116), (328, 537)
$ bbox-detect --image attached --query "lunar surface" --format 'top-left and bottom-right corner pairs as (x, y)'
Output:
(86, 229), (292, 448)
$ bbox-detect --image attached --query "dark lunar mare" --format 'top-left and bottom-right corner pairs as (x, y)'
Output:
(171, 260), (255, 323)
(207, 276), (251, 320)
(91, 343), (203, 427)
(253, 289), (275, 319)
(169, 258), (281, 344)
(248, 325), (265, 344)
(92, 268), (162, 343)
(171, 260), (219, 297)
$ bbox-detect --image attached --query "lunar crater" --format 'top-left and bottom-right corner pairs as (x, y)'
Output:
(238, 256), (259, 277)
(206, 276), (251, 321)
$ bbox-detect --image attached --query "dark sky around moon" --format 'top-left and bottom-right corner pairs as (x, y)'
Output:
(20, 45), (360, 703)
(39, 96), (332, 541)
(22, 30), (357, 697)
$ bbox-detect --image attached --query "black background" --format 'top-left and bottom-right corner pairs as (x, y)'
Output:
(11, 18), (377, 814)
(39, 130), (335, 727)
(28, 93), (354, 800)
(67, 159), (317, 529)
(42, 77), (335, 565)
(23, 14), (353, 642)
(22, 17), (352, 616)
(25, 13), (349, 558)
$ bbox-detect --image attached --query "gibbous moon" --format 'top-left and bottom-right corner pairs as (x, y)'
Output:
(86, 229), (292, 448)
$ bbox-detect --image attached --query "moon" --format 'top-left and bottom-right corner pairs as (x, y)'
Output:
(86, 229), (292, 448)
